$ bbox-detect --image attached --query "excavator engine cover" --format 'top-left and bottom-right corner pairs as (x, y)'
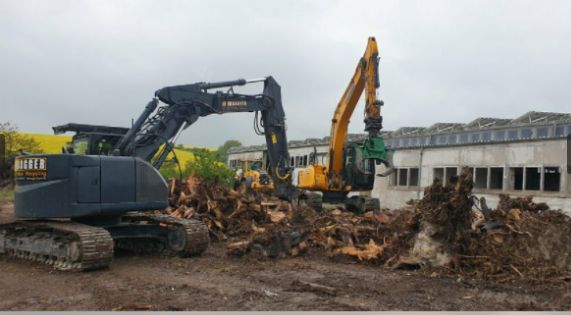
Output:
(14, 154), (168, 219)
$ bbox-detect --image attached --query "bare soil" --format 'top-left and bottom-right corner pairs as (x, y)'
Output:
(0, 202), (569, 311)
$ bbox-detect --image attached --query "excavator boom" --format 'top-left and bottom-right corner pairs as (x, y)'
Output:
(298, 37), (392, 210)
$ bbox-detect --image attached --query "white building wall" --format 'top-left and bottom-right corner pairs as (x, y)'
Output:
(373, 139), (570, 214)
(229, 138), (570, 215)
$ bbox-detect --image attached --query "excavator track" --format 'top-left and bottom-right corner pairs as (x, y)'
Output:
(0, 221), (113, 271)
(113, 213), (209, 257)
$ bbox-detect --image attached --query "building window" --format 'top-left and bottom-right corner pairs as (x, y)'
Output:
(521, 128), (533, 138)
(448, 134), (457, 144)
(525, 167), (540, 190)
(398, 168), (408, 186)
(460, 134), (469, 144)
(445, 167), (457, 184)
(490, 167), (504, 190)
(475, 167), (488, 189)
(507, 130), (518, 140)
(482, 132), (491, 141)
(536, 127), (548, 138)
(543, 167), (560, 192)
(471, 133), (481, 142)
(555, 126), (565, 137)
(303, 155), (308, 167)
(437, 135), (447, 145)
(409, 168), (419, 186)
(409, 138), (416, 146)
(391, 168), (398, 186)
(494, 130), (505, 141)
(290, 157), (295, 167)
(509, 167), (524, 190)
(402, 138), (409, 147)
(433, 167), (444, 183)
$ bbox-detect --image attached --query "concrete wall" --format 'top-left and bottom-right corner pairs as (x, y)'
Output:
(373, 138), (570, 214)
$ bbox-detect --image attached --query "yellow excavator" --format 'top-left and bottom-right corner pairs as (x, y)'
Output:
(298, 37), (393, 212)
(234, 159), (275, 192)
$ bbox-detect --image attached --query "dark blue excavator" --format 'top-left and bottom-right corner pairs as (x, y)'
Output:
(0, 76), (292, 270)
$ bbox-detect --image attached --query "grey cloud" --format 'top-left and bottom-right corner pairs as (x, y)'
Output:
(1, 0), (570, 147)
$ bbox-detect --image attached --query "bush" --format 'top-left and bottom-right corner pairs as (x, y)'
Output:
(185, 149), (236, 187)
(0, 122), (42, 155)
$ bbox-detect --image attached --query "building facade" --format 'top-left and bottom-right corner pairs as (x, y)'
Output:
(227, 111), (571, 214)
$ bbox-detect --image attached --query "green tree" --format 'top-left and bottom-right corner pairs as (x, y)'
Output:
(217, 139), (242, 162)
(0, 121), (42, 186)
(0, 121), (42, 155)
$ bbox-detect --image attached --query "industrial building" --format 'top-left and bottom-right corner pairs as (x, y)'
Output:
(227, 111), (571, 213)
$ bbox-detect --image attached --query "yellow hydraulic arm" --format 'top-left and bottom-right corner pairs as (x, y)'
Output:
(328, 36), (384, 187)
(298, 36), (391, 193)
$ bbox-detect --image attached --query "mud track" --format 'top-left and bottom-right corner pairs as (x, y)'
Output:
(0, 202), (569, 311)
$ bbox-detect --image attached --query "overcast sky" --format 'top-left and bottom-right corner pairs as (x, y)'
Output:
(1, 0), (570, 147)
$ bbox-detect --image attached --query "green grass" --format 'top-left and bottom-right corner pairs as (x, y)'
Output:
(0, 187), (14, 203)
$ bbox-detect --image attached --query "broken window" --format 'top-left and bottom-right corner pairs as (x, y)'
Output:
(433, 168), (444, 183)
(543, 167), (560, 192)
(490, 167), (503, 190)
(445, 167), (457, 184)
(525, 167), (540, 190)
(398, 168), (408, 186)
(521, 128), (532, 138)
(409, 168), (419, 186)
(475, 168), (488, 189)
(536, 127), (548, 138)
(509, 167), (524, 190)
(494, 130), (505, 140)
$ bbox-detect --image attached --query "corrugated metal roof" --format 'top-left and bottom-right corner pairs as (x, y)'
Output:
(227, 111), (571, 153)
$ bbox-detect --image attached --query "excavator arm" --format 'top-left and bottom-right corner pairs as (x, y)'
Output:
(298, 37), (392, 200)
(327, 37), (391, 188)
(112, 76), (292, 194)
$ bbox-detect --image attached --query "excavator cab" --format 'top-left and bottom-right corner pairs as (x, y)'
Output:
(53, 123), (128, 155)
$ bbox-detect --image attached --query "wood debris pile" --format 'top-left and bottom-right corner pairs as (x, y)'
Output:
(164, 177), (316, 257)
(461, 194), (571, 281)
(310, 208), (417, 264)
(408, 168), (571, 282)
(164, 173), (571, 282)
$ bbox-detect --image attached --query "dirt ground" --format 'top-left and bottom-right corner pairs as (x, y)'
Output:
(1, 202), (569, 311)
